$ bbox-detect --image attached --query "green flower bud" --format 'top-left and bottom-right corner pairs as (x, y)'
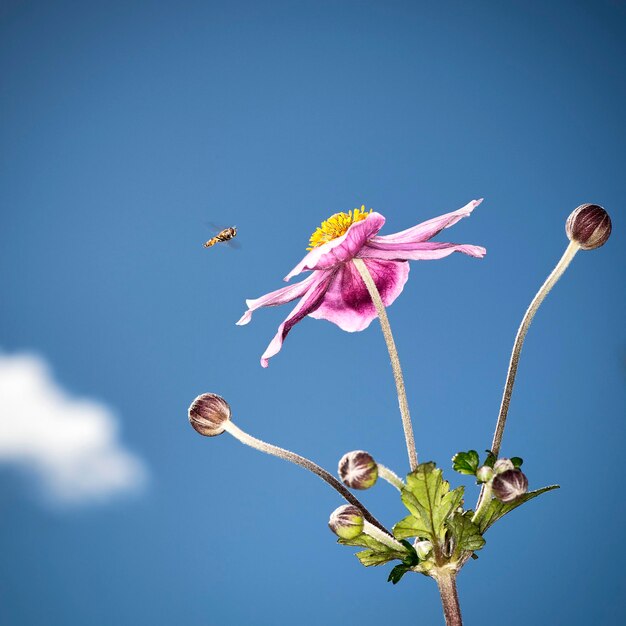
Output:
(476, 465), (494, 483)
(492, 469), (529, 502)
(493, 458), (514, 474)
(188, 393), (231, 437)
(338, 450), (379, 490)
(328, 504), (364, 539)
(566, 204), (612, 250)
(415, 540), (433, 560)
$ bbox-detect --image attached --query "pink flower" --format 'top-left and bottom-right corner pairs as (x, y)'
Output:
(237, 200), (486, 367)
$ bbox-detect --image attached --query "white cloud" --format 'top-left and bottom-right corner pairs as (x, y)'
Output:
(0, 352), (147, 504)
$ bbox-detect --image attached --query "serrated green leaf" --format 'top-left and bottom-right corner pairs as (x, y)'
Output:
(435, 486), (465, 532)
(388, 564), (411, 584)
(452, 450), (480, 475)
(356, 550), (400, 567)
(510, 457), (523, 468)
(398, 463), (461, 543)
(446, 511), (486, 555)
(340, 532), (408, 567)
(393, 514), (431, 540)
(476, 485), (560, 533)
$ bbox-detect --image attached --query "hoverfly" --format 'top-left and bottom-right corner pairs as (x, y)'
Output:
(203, 225), (238, 249)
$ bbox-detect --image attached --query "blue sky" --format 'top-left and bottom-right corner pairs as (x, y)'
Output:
(1, 0), (625, 624)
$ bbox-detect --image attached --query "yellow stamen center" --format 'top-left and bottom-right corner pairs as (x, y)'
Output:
(307, 206), (372, 250)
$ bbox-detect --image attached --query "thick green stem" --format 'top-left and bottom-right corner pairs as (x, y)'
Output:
(352, 258), (418, 472)
(471, 481), (492, 524)
(436, 572), (463, 626)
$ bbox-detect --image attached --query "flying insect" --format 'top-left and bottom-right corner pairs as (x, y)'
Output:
(203, 226), (238, 248)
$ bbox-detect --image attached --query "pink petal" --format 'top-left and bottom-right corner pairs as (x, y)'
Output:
(370, 199), (483, 245)
(308, 259), (409, 332)
(358, 240), (487, 261)
(284, 212), (385, 281)
(237, 272), (320, 326)
(260, 271), (335, 367)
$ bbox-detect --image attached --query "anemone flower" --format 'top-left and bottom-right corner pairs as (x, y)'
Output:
(237, 199), (486, 368)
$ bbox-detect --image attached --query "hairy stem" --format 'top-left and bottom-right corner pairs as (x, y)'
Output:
(489, 241), (579, 458)
(378, 464), (405, 491)
(471, 481), (492, 524)
(436, 572), (463, 626)
(223, 420), (391, 536)
(363, 520), (406, 551)
(352, 258), (418, 472)
(475, 241), (579, 513)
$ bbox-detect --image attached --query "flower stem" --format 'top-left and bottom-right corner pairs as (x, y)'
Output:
(475, 241), (579, 514)
(488, 241), (579, 458)
(471, 481), (492, 524)
(352, 258), (418, 472)
(377, 464), (405, 491)
(223, 420), (392, 536)
(435, 572), (463, 626)
(363, 520), (406, 551)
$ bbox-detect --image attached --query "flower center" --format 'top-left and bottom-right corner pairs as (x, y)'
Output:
(307, 206), (372, 250)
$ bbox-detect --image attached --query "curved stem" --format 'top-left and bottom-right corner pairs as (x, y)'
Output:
(436, 572), (463, 626)
(489, 241), (579, 458)
(475, 241), (579, 514)
(378, 464), (405, 491)
(223, 420), (391, 536)
(352, 258), (418, 472)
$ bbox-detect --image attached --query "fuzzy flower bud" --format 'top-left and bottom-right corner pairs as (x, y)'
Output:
(328, 504), (364, 539)
(415, 540), (433, 560)
(566, 204), (612, 250)
(493, 458), (515, 474)
(476, 465), (494, 483)
(492, 469), (529, 502)
(338, 450), (379, 490)
(188, 393), (231, 437)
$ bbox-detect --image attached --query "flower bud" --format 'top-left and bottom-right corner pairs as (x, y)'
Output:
(188, 393), (231, 437)
(566, 204), (612, 250)
(493, 458), (515, 474)
(415, 540), (433, 560)
(476, 465), (494, 483)
(338, 450), (378, 490)
(328, 504), (364, 539)
(492, 469), (529, 502)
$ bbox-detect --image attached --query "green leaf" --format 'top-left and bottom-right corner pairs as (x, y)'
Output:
(396, 463), (463, 543)
(339, 533), (408, 567)
(452, 450), (480, 475)
(483, 450), (496, 468)
(476, 485), (560, 533)
(510, 457), (524, 468)
(446, 511), (486, 556)
(388, 564), (411, 584)
(356, 550), (401, 567)
(393, 514), (431, 540)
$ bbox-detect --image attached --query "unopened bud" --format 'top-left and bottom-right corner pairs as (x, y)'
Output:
(492, 469), (529, 502)
(328, 504), (364, 539)
(338, 450), (378, 490)
(476, 465), (494, 483)
(566, 204), (612, 250)
(188, 393), (231, 437)
(494, 458), (515, 475)
(415, 540), (433, 560)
